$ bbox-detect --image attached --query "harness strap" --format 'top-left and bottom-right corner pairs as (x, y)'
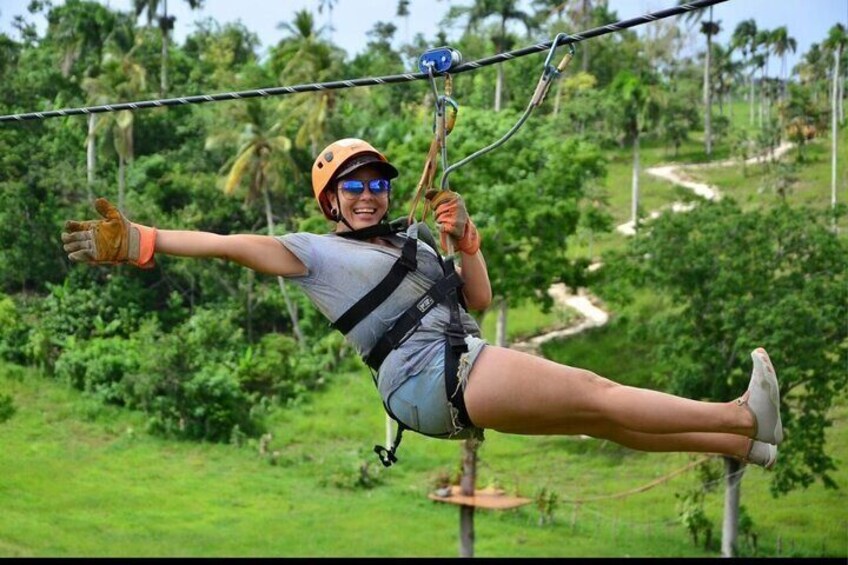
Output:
(335, 217), (409, 241)
(330, 220), (475, 466)
(330, 236), (418, 335)
(374, 419), (406, 467)
(444, 338), (472, 429)
(364, 269), (464, 370)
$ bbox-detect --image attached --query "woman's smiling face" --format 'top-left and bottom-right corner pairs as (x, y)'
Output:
(329, 163), (392, 231)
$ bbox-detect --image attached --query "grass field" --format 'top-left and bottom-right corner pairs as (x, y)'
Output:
(2, 346), (845, 558)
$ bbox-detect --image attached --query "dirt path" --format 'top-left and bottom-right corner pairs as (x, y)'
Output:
(510, 141), (795, 355)
(510, 284), (609, 355)
(616, 141), (794, 236)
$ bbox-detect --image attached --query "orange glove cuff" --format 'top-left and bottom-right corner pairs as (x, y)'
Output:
(456, 218), (480, 255)
(130, 223), (157, 269)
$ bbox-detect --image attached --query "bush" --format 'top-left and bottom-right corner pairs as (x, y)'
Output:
(180, 365), (257, 442)
(236, 332), (303, 400)
(23, 276), (154, 373)
(54, 336), (140, 405)
(0, 294), (27, 364)
(0, 393), (15, 423)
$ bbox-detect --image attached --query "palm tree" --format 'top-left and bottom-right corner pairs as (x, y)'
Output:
(317, 0), (338, 42)
(205, 99), (306, 346)
(396, 0), (411, 44)
(798, 43), (826, 105)
(712, 43), (742, 117)
(446, 0), (535, 111)
(731, 19), (757, 125)
(681, 2), (720, 156)
(44, 1), (118, 196)
(609, 70), (656, 231)
(133, 0), (204, 96)
(81, 16), (146, 211)
(824, 24), (847, 222)
(273, 9), (342, 156)
(754, 29), (773, 126)
(770, 26), (797, 99)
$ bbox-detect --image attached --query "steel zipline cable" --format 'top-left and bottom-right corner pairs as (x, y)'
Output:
(0, 0), (728, 123)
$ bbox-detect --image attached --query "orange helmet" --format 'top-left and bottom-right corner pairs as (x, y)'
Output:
(311, 138), (399, 220)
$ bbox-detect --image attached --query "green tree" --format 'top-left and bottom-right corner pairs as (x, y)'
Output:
(442, 108), (605, 345)
(681, 2), (721, 156)
(271, 9), (343, 156)
(770, 26), (797, 99)
(731, 18), (758, 126)
(42, 0), (117, 197)
(823, 24), (847, 219)
(603, 199), (847, 556)
(658, 80), (699, 158)
(317, 0), (338, 42)
(607, 69), (659, 231)
(754, 29), (774, 126)
(182, 20), (260, 91)
(445, 0), (535, 112)
(711, 43), (742, 118)
(45, 0), (116, 79)
(133, 0), (204, 96)
(204, 99), (306, 347)
(81, 15), (147, 211)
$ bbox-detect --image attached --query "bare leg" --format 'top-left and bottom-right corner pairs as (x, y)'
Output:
(463, 346), (757, 454)
(592, 427), (751, 459)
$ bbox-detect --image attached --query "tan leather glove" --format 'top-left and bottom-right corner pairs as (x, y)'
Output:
(61, 198), (157, 269)
(425, 189), (480, 255)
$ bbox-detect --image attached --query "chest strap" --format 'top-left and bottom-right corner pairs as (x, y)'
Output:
(363, 266), (464, 370)
(330, 236), (418, 335)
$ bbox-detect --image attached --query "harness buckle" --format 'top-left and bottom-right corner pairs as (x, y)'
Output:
(373, 444), (398, 467)
(446, 326), (468, 351)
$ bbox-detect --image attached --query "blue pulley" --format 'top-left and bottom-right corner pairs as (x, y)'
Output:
(418, 47), (463, 75)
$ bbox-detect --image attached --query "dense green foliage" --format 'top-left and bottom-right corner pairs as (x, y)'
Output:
(600, 200), (847, 495)
(0, 1), (846, 555)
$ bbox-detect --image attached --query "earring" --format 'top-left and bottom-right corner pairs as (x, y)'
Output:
(330, 208), (338, 219)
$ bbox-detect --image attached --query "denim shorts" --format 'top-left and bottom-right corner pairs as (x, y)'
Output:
(385, 335), (487, 441)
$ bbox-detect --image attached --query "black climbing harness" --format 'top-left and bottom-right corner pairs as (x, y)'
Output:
(334, 218), (473, 467)
(331, 39), (578, 467)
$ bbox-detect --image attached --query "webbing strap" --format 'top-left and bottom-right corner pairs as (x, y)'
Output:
(444, 338), (473, 429)
(330, 236), (418, 335)
(364, 269), (464, 370)
(335, 217), (409, 241)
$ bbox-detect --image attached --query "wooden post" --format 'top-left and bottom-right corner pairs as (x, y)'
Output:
(459, 437), (479, 557)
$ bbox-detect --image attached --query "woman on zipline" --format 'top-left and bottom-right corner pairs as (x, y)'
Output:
(61, 137), (783, 469)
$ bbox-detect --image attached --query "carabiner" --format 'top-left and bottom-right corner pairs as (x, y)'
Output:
(531, 33), (576, 107)
(543, 32), (576, 78)
(437, 95), (459, 136)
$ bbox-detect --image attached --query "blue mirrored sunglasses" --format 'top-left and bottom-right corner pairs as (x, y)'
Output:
(338, 178), (391, 197)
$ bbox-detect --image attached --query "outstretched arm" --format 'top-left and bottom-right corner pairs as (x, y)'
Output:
(156, 230), (306, 277)
(61, 198), (306, 278)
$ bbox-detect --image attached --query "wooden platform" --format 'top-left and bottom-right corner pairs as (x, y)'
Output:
(428, 485), (533, 510)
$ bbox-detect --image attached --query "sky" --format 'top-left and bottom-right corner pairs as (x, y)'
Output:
(1, 0), (846, 74)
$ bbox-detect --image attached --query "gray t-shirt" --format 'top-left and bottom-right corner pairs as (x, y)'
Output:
(278, 225), (482, 399)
